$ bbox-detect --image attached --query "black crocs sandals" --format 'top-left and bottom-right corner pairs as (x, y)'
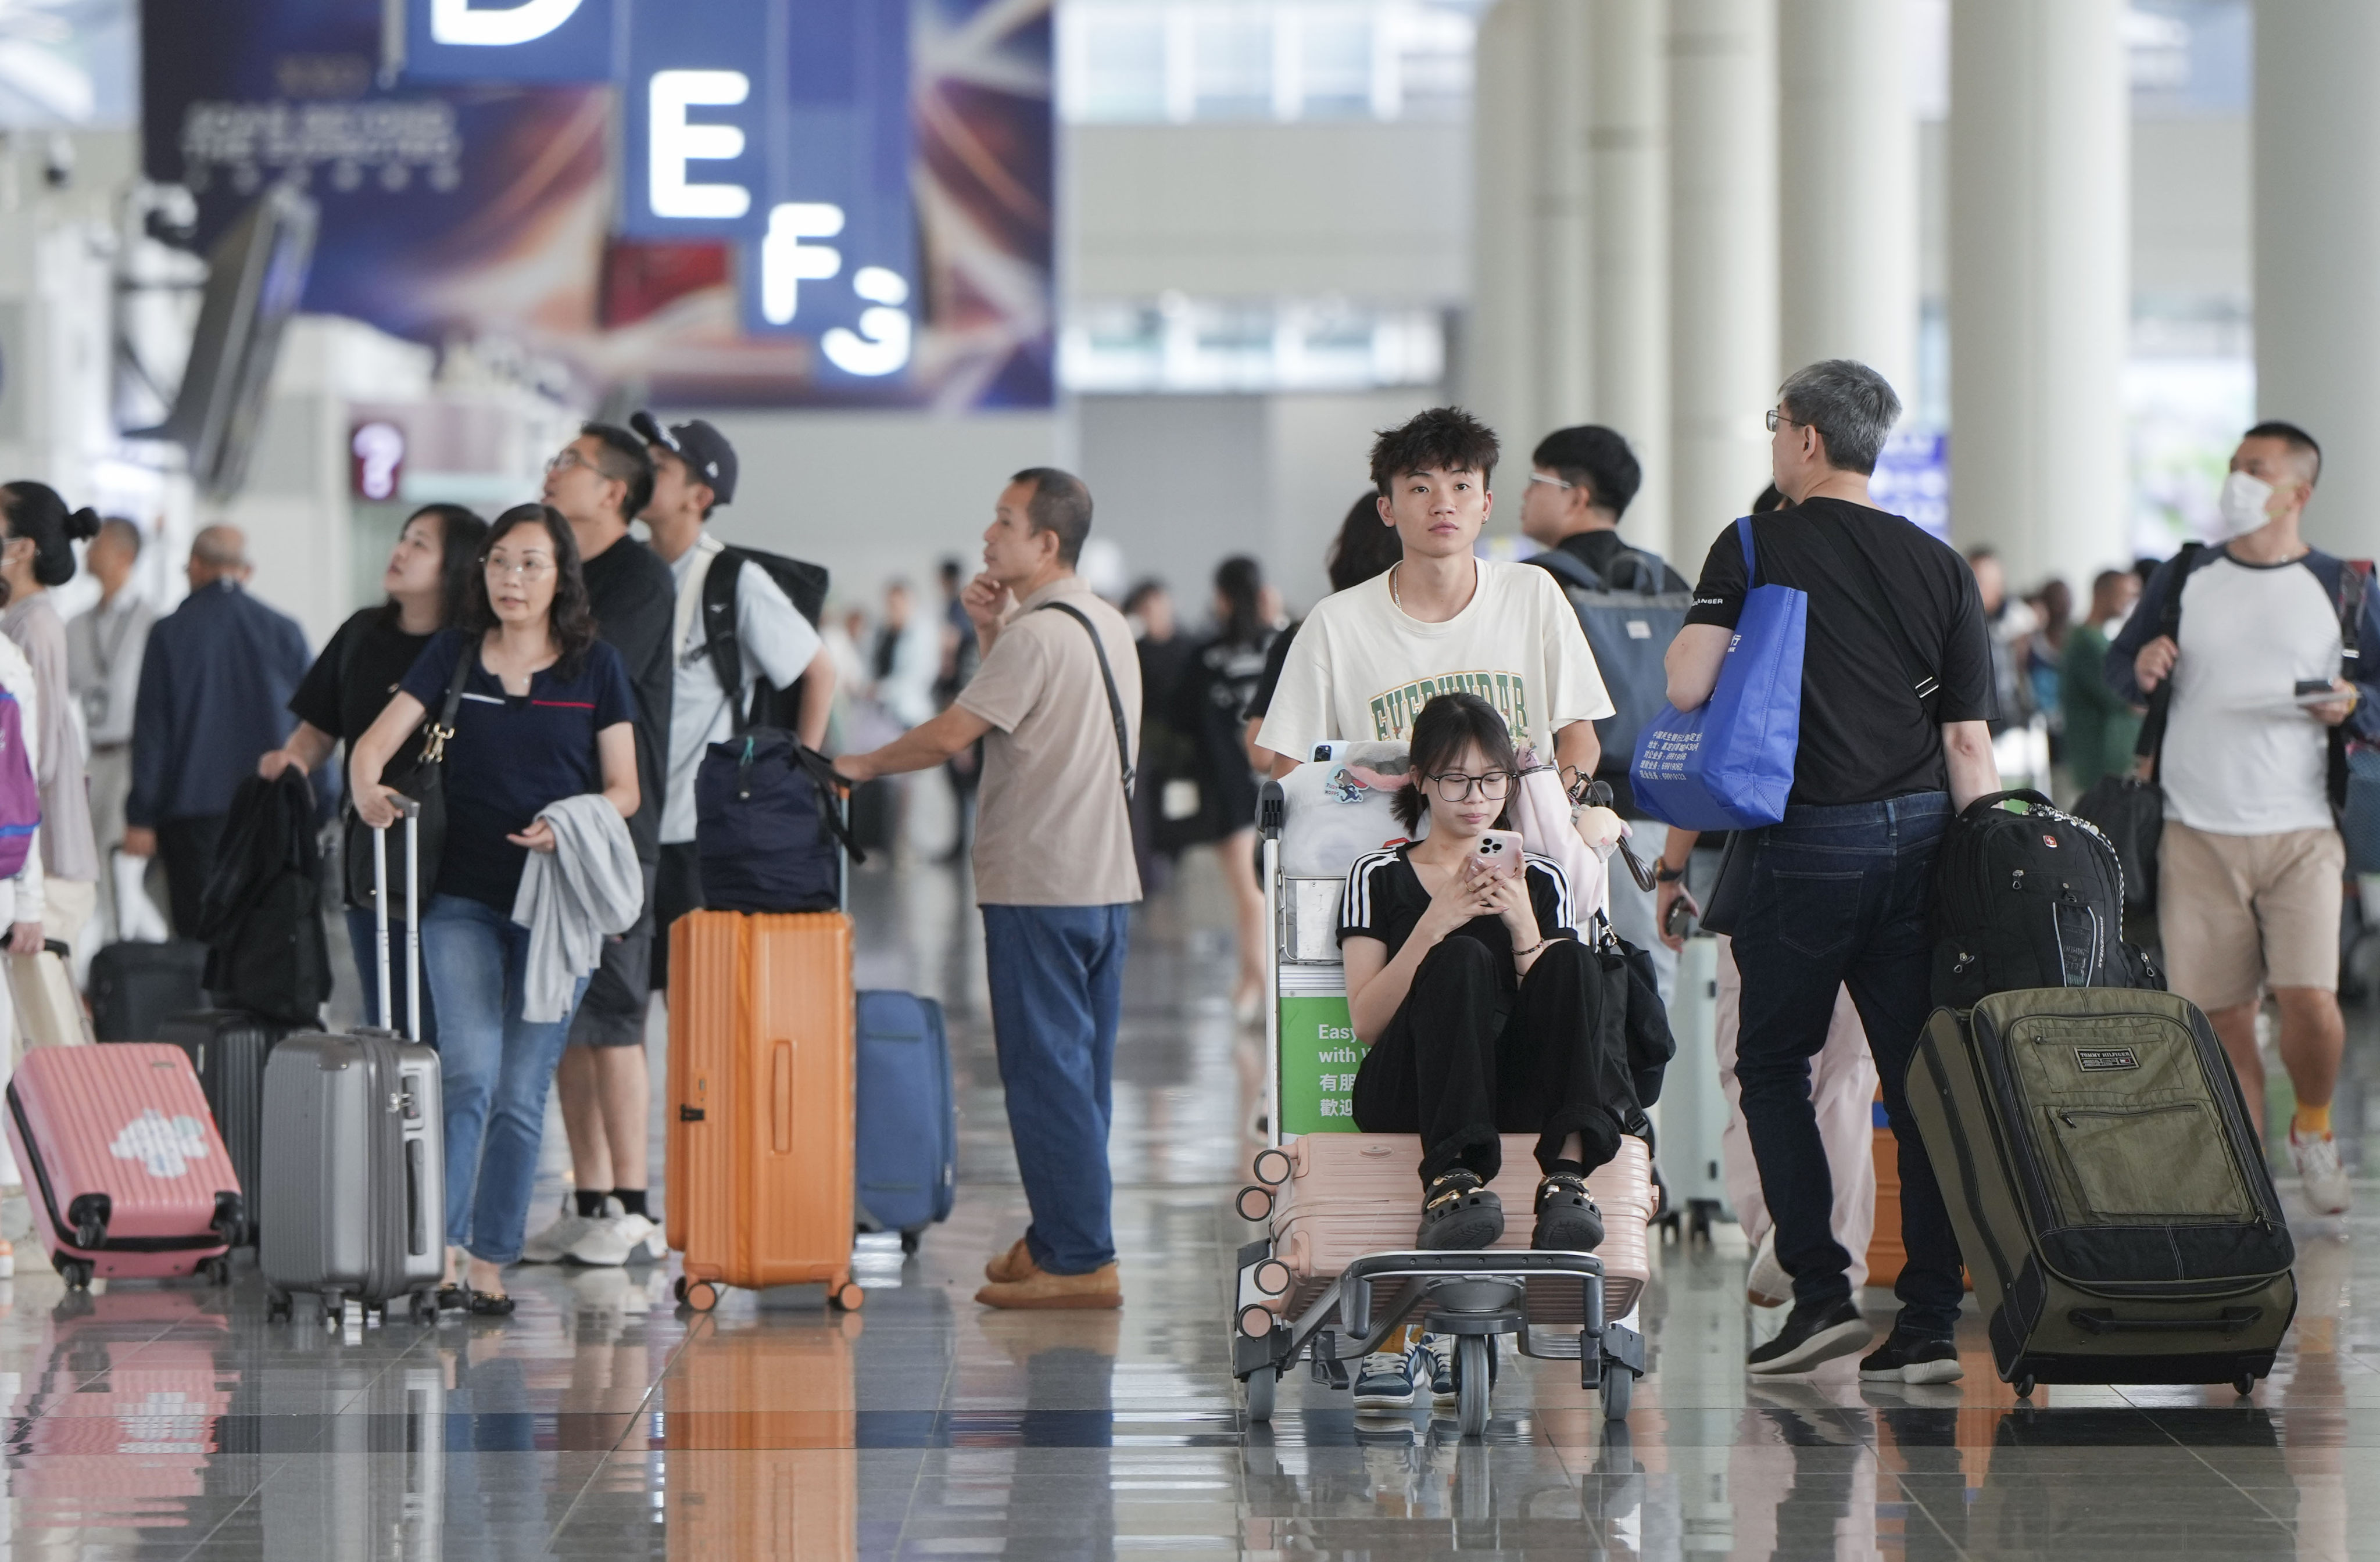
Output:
(1531, 1171), (1605, 1252)
(1416, 1169), (1505, 1250)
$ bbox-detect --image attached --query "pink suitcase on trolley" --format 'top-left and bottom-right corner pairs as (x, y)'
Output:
(3, 1044), (244, 1289)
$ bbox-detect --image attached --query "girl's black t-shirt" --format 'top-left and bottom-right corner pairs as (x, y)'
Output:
(290, 607), (433, 758)
(1338, 841), (1579, 981)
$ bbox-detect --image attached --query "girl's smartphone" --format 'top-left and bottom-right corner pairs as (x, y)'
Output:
(1466, 829), (1526, 879)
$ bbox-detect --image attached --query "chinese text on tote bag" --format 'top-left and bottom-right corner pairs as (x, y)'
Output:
(1629, 517), (1806, 830)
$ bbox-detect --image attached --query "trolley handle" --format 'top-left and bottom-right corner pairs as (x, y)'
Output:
(1258, 779), (1286, 840)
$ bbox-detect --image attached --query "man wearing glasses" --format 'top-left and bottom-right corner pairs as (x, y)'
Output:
(1254, 407), (1613, 794)
(518, 424), (678, 1271)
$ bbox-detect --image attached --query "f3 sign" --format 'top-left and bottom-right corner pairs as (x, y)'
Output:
(399, 0), (917, 377)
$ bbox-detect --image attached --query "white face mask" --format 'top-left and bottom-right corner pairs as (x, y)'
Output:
(2213, 470), (2275, 539)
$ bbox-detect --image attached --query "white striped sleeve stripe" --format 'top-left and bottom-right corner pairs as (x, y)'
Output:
(1343, 849), (1399, 934)
(1527, 852), (1574, 931)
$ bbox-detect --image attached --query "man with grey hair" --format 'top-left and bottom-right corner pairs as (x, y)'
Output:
(1662, 359), (2001, 1382)
(123, 524), (313, 935)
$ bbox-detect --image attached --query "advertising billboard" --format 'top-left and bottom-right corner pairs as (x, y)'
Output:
(142, 0), (1051, 409)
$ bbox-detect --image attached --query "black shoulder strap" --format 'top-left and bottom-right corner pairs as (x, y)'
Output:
(2131, 541), (2207, 770)
(700, 546), (748, 730)
(419, 636), (475, 764)
(1808, 517), (1940, 719)
(1036, 600), (1136, 801)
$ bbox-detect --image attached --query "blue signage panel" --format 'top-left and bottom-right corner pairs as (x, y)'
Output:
(620, 0), (773, 238)
(402, 0), (619, 83)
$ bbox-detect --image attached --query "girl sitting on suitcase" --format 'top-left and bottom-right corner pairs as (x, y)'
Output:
(1341, 690), (1630, 1252)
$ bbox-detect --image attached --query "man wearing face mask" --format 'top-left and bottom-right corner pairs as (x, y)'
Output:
(2110, 421), (2380, 1216)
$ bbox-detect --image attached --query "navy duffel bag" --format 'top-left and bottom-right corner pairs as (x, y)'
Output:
(695, 729), (863, 913)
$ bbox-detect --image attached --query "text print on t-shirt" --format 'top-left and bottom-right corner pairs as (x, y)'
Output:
(1366, 669), (1531, 741)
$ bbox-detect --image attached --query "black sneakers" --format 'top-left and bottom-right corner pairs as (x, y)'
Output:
(1858, 1333), (1964, 1385)
(1416, 1169), (1504, 1250)
(1744, 1301), (1871, 1376)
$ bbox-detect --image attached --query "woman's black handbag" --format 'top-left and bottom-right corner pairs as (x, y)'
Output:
(343, 643), (474, 922)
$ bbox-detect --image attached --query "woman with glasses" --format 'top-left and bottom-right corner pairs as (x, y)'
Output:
(1339, 690), (1631, 1255)
(262, 503), (489, 1041)
(350, 503), (639, 1316)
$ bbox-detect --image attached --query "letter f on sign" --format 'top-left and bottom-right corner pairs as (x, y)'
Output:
(431, 0), (584, 46)
(761, 203), (845, 324)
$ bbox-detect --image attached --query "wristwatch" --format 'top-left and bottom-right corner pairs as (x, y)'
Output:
(1654, 861), (1687, 884)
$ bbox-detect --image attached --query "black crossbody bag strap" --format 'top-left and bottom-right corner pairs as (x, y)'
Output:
(1809, 518), (1941, 720)
(2130, 541), (2205, 776)
(420, 637), (474, 762)
(1036, 601), (1136, 801)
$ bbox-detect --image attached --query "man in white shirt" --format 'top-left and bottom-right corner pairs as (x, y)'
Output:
(65, 518), (157, 945)
(1256, 407), (1612, 789)
(2110, 420), (2380, 1217)
(520, 415), (833, 1269)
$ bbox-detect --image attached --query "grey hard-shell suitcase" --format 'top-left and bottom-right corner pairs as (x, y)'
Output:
(259, 811), (445, 1324)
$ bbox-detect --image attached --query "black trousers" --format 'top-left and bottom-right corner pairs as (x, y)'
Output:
(1351, 936), (1634, 1186)
(158, 813), (227, 940)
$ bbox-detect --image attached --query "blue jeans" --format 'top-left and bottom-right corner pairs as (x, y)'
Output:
(980, 903), (1130, 1276)
(1728, 792), (1964, 1338)
(345, 906), (436, 1045)
(423, 894), (587, 1264)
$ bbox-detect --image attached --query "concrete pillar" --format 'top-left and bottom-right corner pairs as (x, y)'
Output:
(1466, 0), (1538, 447)
(1590, 0), (1670, 560)
(2254, 2), (2380, 556)
(1466, 0), (1592, 470)
(1777, 0), (1916, 400)
(1667, 0), (1778, 565)
(1946, 0), (2128, 589)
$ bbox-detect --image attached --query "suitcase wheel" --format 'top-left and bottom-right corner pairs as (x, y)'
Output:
(681, 1279), (719, 1312)
(899, 1229), (922, 1256)
(409, 1292), (440, 1325)
(266, 1289), (293, 1323)
(2234, 1373), (2256, 1398)
(58, 1259), (91, 1291)
(831, 1282), (864, 1312)
(2013, 1374), (2036, 1398)
(199, 1256), (231, 1288)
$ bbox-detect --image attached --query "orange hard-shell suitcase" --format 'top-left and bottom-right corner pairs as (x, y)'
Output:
(665, 909), (861, 1312)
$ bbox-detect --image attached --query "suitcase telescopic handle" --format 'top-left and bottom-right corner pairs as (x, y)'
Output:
(372, 798), (424, 1044)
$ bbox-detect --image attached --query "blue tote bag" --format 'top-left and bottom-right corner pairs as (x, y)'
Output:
(1629, 517), (1806, 830)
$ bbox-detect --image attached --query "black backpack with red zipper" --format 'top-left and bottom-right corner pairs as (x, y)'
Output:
(1931, 789), (2162, 1008)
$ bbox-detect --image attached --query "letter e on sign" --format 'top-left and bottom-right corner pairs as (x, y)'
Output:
(649, 70), (752, 221)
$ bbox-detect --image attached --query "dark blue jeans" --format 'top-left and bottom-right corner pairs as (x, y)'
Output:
(980, 903), (1130, 1277)
(1728, 791), (1965, 1338)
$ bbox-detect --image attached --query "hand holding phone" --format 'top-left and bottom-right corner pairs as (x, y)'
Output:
(1466, 829), (1526, 882)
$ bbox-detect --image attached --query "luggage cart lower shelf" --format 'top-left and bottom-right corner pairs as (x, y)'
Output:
(1231, 1244), (1647, 1434)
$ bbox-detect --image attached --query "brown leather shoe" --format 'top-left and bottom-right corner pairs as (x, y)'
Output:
(974, 1263), (1121, 1310)
(984, 1237), (1041, 1285)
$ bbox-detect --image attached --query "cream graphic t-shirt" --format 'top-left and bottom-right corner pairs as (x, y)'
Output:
(1255, 557), (1613, 761)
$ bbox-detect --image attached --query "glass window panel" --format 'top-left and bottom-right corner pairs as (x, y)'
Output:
(1191, 12), (1273, 120)
(1079, 15), (1167, 121)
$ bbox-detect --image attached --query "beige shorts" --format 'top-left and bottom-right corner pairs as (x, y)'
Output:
(2157, 820), (2344, 1010)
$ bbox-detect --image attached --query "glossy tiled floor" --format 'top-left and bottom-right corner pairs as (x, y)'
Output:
(2, 850), (2376, 1558)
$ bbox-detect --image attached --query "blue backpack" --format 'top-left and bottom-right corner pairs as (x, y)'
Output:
(1529, 543), (1694, 783)
(1630, 517), (1807, 830)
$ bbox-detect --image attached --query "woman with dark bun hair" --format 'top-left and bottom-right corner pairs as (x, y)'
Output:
(263, 502), (489, 1040)
(0, 482), (103, 956)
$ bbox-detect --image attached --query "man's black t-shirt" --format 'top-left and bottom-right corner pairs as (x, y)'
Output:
(580, 533), (675, 865)
(1683, 498), (1994, 806)
(290, 607), (432, 763)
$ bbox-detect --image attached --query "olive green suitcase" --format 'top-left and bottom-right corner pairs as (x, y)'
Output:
(1906, 988), (2295, 1396)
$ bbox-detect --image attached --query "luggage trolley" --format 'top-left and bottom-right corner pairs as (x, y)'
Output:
(1230, 769), (1650, 1436)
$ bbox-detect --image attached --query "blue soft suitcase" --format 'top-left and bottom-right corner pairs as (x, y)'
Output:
(854, 990), (955, 1250)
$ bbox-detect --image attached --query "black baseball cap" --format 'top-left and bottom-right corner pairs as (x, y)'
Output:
(630, 411), (738, 506)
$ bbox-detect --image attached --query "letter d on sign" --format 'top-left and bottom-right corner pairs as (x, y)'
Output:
(649, 70), (751, 221)
(431, 0), (584, 47)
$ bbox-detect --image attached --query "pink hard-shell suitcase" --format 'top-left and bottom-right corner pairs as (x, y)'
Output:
(1267, 1133), (1655, 1323)
(3, 1044), (244, 1288)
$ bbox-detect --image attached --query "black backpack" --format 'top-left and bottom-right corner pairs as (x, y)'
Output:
(700, 544), (830, 732)
(194, 770), (333, 1025)
(695, 729), (861, 913)
(1930, 789), (2161, 1008)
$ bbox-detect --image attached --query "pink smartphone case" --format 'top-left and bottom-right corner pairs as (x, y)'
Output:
(5, 1044), (239, 1278)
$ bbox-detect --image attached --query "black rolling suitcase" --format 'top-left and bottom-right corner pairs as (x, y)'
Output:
(147, 1012), (296, 1245)
(87, 940), (209, 1040)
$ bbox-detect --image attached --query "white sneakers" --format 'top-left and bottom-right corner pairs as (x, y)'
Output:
(521, 1199), (667, 1266)
(2289, 1128), (2353, 1217)
(1746, 1230), (1791, 1309)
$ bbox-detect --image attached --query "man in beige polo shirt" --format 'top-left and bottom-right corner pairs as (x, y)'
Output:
(835, 468), (1141, 1309)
